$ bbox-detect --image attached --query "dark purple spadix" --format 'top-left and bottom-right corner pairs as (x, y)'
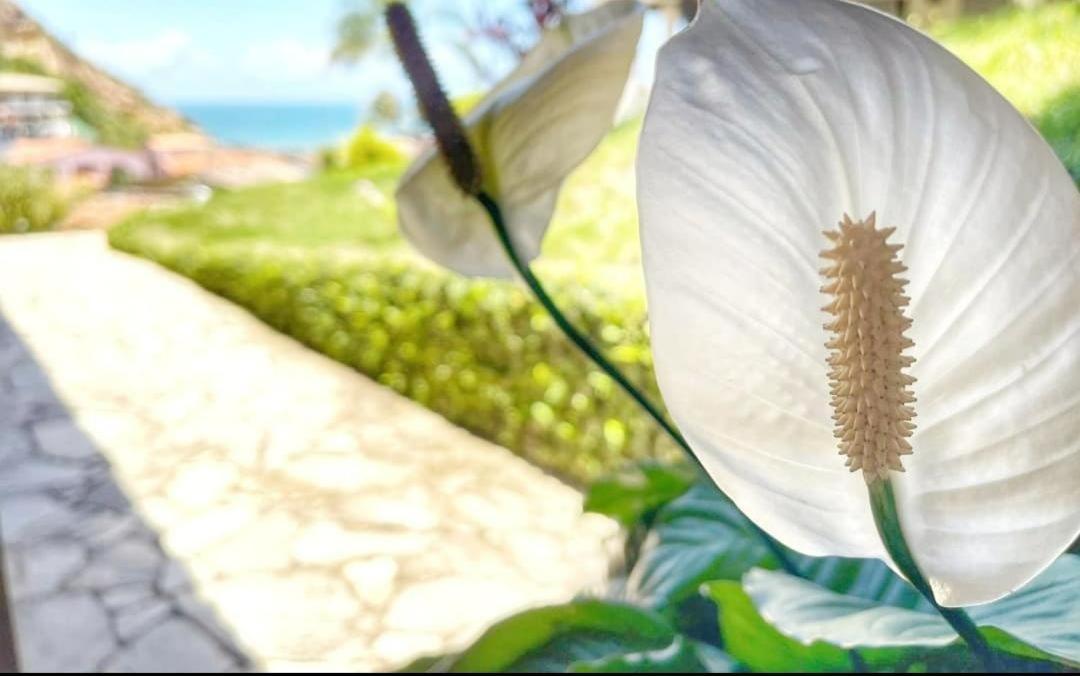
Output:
(386, 2), (481, 195)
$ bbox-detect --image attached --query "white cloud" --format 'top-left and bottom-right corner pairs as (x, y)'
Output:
(76, 28), (201, 78)
(240, 39), (330, 80)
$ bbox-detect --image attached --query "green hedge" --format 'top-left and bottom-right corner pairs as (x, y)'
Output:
(62, 80), (148, 148)
(337, 124), (405, 171)
(0, 166), (68, 234)
(108, 228), (681, 484)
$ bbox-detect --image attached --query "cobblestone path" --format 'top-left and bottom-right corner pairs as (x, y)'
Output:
(0, 232), (617, 672)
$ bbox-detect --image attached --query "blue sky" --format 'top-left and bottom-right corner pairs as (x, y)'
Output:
(22, 0), (667, 107)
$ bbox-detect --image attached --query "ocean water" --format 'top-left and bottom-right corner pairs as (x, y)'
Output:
(176, 102), (364, 152)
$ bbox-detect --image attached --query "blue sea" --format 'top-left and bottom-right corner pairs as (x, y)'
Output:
(176, 102), (364, 152)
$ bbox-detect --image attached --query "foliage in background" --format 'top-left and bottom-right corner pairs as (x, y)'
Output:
(371, 89), (403, 125)
(331, 0), (580, 81)
(0, 54), (149, 147)
(110, 183), (680, 482)
(450, 92), (484, 117)
(62, 80), (148, 148)
(337, 124), (406, 171)
(0, 166), (68, 234)
(0, 54), (47, 75)
(399, 464), (1080, 672)
(111, 3), (1079, 484)
(934, 0), (1080, 182)
(331, 0), (389, 64)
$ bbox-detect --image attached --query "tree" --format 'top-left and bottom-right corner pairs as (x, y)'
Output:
(332, 0), (579, 76)
(331, 0), (390, 65)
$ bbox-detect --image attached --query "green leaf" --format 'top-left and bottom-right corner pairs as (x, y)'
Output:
(700, 548), (933, 671)
(443, 599), (677, 672)
(625, 483), (775, 612)
(704, 579), (859, 672)
(724, 555), (1080, 670)
(396, 654), (454, 673)
(967, 556), (1080, 668)
(569, 635), (735, 673)
(583, 461), (696, 527)
(794, 555), (928, 611)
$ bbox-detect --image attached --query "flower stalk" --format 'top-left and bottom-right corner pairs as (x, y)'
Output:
(868, 479), (999, 671)
(384, 0), (800, 575)
(475, 191), (800, 577)
(385, 15), (1028, 665)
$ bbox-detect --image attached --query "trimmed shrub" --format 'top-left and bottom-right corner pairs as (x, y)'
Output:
(62, 80), (148, 148)
(0, 167), (68, 234)
(338, 124), (405, 171)
(107, 227), (681, 484)
(451, 92), (485, 116)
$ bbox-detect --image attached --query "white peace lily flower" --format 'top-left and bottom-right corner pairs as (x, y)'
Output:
(637, 0), (1080, 607)
(397, 0), (644, 278)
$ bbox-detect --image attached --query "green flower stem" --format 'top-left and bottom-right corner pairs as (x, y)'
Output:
(385, 0), (800, 580)
(474, 190), (799, 577)
(868, 479), (1000, 671)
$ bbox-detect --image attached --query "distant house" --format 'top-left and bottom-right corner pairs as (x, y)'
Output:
(146, 132), (214, 179)
(0, 72), (73, 139)
(47, 147), (161, 187)
(0, 135), (88, 165)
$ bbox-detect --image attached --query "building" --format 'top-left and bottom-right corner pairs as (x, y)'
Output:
(1, 137), (162, 189)
(46, 146), (161, 187)
(145, 132), (214, 178)
(0, 72), (72, 139)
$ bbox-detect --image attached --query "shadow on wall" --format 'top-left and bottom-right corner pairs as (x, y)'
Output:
(0, 313), (251, 672)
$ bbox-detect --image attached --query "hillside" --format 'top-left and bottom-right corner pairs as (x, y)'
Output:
(0, 0), (192, 145)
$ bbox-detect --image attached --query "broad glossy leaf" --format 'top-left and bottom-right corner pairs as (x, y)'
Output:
(569, 635), (734, 673)
(729, 555), (1080, 670)
(626, 483), (775, 611)
(442, 599), (676, 673)
(584, 461), (696, 527)
(794, 554), (928, 611)
(703, 579), (858, 673)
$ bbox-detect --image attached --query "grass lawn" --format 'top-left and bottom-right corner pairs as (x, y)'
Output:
(110, 2), (1080, 483)
(934, 1), (1080, 181)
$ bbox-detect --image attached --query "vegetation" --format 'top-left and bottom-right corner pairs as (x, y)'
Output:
(0, 54), (149, 147)
(934, 0), (1080, 182)
(429, 6), (1080, 672)
(0, 54), (47, 75)
(110, 152), (678, 484)
(0, 166), (68, 234)
(337, 124), (406, 171)
(110, 3), (1079, 485)
(61, 80), (148, 148)
(396, 462), (1079, 672)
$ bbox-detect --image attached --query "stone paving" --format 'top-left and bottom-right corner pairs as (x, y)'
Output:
(0, 232), (619, 672)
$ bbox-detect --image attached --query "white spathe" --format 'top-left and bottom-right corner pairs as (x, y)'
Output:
(637, 0), (1079, 607)
(396, 0), (644, 278)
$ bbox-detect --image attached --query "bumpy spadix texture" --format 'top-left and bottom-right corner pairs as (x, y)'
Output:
(822, 214), (916, 482)
(386, 3), (480, 196)
(396, 0), (643, 278)
(638, 0), (1080, 607)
